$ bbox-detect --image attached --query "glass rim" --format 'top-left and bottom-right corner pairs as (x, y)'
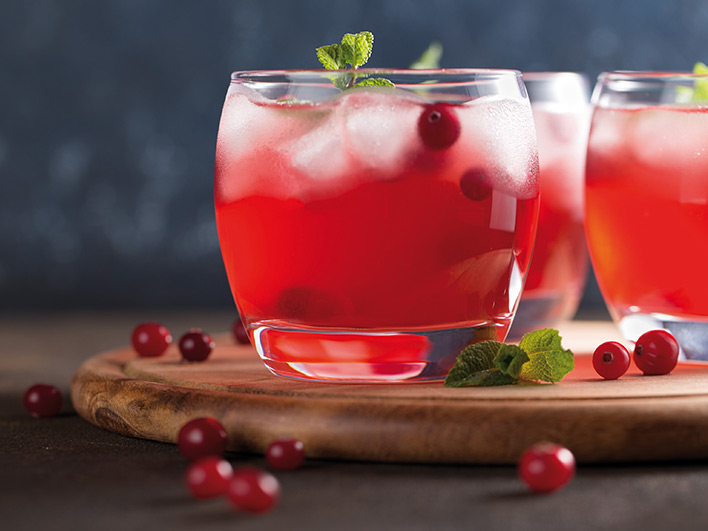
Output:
(522, 71), (588, 81)
(230, 68), (522, 82)
(598, 70), (708, 82)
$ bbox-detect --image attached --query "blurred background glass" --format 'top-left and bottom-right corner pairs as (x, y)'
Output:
(509, 72), (590, 337)
(2, 0), (707, 312)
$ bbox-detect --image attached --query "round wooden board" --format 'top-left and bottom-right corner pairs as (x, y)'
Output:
(71, 321), (708, 464)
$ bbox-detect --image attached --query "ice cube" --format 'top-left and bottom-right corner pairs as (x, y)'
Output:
(458, 96), (540, 199)
(284, 115), (351, 183)
(338, 89), (422, 172)
(629, 108), (708, 203)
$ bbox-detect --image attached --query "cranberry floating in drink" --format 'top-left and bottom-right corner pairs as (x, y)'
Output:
(214, 36), (539, 381)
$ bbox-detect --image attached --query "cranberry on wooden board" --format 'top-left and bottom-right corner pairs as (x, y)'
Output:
(633, 330), (679, 375)
(131, 322), (172, 357)
(592, 341), (631, 380)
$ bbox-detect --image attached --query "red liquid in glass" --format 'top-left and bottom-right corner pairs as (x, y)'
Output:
(215, 88), (539, 380)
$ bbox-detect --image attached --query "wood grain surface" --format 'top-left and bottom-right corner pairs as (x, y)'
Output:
(70, 321), (708, 464)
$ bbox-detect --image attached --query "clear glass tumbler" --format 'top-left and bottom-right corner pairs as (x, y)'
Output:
(509, 72), (590, 338)
(586, 71), (708, 359)
(215, 69), (540, 381)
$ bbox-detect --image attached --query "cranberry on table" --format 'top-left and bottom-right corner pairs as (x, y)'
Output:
(592, 341), (631, 380)
(232, 319), (251, 345)
(131, 322), (172, 357)
(185, 456), (234, 499)
(417, 102), (461, 150)
(178, 417), (229, 460)
(633, 329), (679, 376)
(23, 384), (63, 418)
(518, 442), (576, 493)
(179, 329), (215, 362)
(228, 466), (281, 514)
(266, 438), (306, 471)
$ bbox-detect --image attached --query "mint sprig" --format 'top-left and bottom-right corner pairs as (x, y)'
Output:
(410, 41), (443, 69)
(444, 328), (574, 388)
(676, 62), (708, 103)
(315, 32), (394, 90)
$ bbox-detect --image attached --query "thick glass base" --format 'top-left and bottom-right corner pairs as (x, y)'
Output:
(251, 322), (505, 382)
(616, 312), (708, 361)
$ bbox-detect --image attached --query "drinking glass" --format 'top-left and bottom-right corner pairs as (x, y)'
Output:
(215, 69), (540, 381)
(586, 71), (708, 359)
(509, 72), (590, 338)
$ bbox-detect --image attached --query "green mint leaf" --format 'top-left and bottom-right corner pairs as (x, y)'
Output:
(341, 31), (373, 68)
(316, 44), (346, 70)
(493, 343), (530, 379)
(448, 368), (518, 388)
(354, 77), (395, 88)
(518, 328), (574, 383)
(445, 340), (504, 387)
(410, 41), (443, 69)
(676, 62), (708, 103)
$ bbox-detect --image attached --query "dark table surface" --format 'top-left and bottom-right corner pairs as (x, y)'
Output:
(3, 310), (708, 531)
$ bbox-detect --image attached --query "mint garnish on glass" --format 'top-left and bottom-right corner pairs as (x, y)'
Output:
(675, 62), (708, 103)
(316, 31), (394, 90)
(409, 41), (443, 69)
(444, 328), (574, 387)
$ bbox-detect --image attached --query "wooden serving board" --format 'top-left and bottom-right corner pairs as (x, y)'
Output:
(71, 321), (708, 464)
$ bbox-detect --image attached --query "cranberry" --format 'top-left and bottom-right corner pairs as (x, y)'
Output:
(177, 417), (229, 460)
(179, 329), (215, 362)
(417, 102), (461, 149)
(266, 438), (306, 471)
(228, 466), (280, 514)
(232, 318), (251, 345)
(185, 456), (234, 499)
(460, 169), (492, 201)
(592, 341), (631, 380)
(518, 442), (575, 493)
(23, 384), (63, 418)
(633, 329), (679, 375)
(131, 322), (172, 357)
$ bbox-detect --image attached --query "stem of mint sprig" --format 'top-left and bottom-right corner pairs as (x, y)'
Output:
(444, 328), (574, 388)
(316, 31), (394, 90)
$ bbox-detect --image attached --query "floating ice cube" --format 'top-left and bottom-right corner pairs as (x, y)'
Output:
(628, 108), (708, 203)
(458, 96), (539, 199)
(284, 114), (351, 183)
(338, 89), (422, 172)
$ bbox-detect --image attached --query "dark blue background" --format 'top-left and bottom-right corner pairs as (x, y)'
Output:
(2, 0), (705, 310)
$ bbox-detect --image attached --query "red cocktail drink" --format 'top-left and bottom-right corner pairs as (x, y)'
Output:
(586, 72), (708, 360)
(215, 70), (539, 381)
(510, 73), (589, 337)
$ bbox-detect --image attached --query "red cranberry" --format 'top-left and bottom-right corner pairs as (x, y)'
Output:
(460, 169), (492, 201)
(185, 456), (234, 499)
(232, 318), (251, 345)
(23, 384), (63, 418)
(177, 417), (229, 460)
(266, 438), (306, 471)
(179, 329), (215, 362)
(417, 102), (461, 149)
(228, 466), (280, 514)
(518, 442), (576, 494)
(592, 341), (631, 380)
(131, 322), (172, 357)
(633, 329), (679, 375)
